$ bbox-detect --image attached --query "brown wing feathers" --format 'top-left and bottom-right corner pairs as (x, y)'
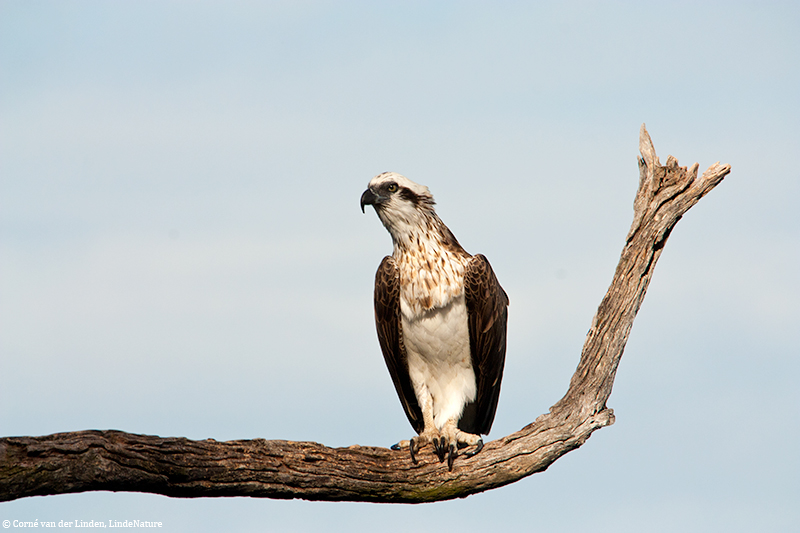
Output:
(373, 257), (424, 434)
(460, 254), (509, 435)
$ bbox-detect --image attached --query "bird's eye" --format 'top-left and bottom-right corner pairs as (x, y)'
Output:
(387, 183), (398, 193)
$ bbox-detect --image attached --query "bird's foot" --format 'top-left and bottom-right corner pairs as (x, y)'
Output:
(438, 425), (483, 470)
(391, 430), (444, 463)
(409, 429), (441, 464)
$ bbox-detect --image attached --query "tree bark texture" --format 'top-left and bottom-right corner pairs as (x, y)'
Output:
(0, 125), (731, 503)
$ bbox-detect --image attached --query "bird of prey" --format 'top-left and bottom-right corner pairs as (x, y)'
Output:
(360, 172), (508, 469)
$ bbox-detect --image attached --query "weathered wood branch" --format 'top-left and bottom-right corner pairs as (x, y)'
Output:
(0, 125), (731, 503)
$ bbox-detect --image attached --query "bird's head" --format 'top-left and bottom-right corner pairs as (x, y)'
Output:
(361, 172), (465, 254)
(360, 172), (437, 238)
(360, 172), (435, 214)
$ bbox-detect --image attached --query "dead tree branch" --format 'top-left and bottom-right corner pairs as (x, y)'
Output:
(0, 125), (731, 503)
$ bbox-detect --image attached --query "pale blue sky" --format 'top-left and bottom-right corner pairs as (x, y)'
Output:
(1, 2), (799, 531)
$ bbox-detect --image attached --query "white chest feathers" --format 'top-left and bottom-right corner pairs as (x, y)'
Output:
(401, 293), (476, 429)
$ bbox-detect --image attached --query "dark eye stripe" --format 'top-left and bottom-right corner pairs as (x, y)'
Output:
(398, 186), (420, 205)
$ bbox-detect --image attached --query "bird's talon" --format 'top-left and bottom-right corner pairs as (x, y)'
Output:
(464, 438), (484, 458)
(434, 438), (447, 462)
(447, 443), (457, 471)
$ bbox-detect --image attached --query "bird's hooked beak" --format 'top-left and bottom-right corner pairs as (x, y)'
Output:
(360, 188), (379, 213)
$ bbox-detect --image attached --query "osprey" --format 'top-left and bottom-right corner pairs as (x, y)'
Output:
(361, 172), (508, 469)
